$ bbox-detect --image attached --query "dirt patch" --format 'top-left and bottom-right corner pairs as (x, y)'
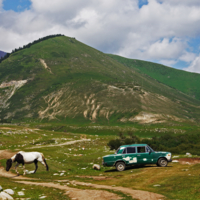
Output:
(74, 176), (113, 180)
(0, 150), (16, 159)
(178, 158), (200, 165)
(0, 166), (36, 180)
(69, 180), (164, 200)
(15, 181), (122, 200)
(0, 127), (16, 130)
(40, 59), (53, 74)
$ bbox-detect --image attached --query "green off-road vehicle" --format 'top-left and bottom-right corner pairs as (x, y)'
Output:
(103, 144), (172, 171)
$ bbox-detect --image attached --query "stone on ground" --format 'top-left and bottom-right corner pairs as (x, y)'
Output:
(92, 164), (101, 170)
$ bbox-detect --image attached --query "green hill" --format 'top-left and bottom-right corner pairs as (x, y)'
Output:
(108, 54), (200, 100)
(0, 35), (200, 124)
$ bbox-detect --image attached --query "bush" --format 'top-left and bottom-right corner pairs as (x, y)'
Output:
(107, 132), (140, 150)
(107, 139), (123, 150)
(108, 132), (200, 155)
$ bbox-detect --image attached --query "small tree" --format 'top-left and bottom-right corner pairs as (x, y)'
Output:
(107, 139), (122, 150)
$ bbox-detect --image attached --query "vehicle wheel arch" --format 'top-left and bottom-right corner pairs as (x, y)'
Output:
(114, 160), (126, 166)
(157, 157), (168, 167)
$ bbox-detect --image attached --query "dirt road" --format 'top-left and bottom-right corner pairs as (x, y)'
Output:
(0, 149), (165, 200)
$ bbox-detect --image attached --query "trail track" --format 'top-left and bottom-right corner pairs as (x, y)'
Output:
(0, 149), (165, 200)
(26, 139), (91, 149)
(16, 180), (164, 200)
(178, 157), (200, 164)
(15, 181), (122, 200)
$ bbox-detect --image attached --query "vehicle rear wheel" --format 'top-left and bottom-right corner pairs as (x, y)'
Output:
(116, 162), (126, 171)
(157, 158), (168, 167)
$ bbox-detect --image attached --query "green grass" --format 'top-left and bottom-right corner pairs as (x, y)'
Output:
(109, 54), (200, 101)
(0, 177), (70, 200)
(1, 123), (200, 199)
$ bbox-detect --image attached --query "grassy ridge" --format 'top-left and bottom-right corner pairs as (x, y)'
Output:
(108, 54), (200, 100)
(0, 36), (200, 123)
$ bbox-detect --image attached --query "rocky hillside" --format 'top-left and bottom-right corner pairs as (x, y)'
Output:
(0, 35), (200, 124)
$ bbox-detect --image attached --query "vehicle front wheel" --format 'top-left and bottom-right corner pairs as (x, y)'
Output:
(116, 162), (126, 171)
(157, 158), (168, 167)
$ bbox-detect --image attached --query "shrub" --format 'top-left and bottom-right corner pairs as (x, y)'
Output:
(107, 132), (140, 150)
(108, 132), (200, 155)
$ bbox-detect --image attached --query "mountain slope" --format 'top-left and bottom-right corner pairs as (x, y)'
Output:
(108, 54), (200, 101)
(0, 50), (6, 59)
(0, 35), (200, 124)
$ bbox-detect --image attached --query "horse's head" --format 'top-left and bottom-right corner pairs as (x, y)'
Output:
(6, 158), (12, 171)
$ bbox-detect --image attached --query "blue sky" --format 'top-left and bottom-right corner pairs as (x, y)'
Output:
(3, 0), (31, 12)
(1, 0), (200, 73)
(138, 0), (148, 8)
(2, 0), (149, 12)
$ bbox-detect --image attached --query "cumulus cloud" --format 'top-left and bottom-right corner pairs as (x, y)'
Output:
(0, 0), (200, 73)
(179, 52), (196, 63)
(145, 38), (185, 60)
(0, 0), (3, 10)
(184, 54), (200, 73)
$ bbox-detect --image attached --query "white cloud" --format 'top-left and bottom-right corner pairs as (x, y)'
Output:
(146, 38), (185, 60)
(159, 0), (200, 6)
(179, 52), (196, 63)
(0, 0), (200, 72)
(0, 0), (3, 10)
(184, 54), (200, 73)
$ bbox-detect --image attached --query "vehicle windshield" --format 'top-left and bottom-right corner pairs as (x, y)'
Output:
(147, 145), (155, 152)
(115, 148), (120, 154)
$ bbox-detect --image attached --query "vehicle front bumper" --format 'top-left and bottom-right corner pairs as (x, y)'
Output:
(102, 162), (108, 166)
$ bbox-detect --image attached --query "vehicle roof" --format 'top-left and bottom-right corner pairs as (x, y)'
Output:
(120, 144), (148, 147)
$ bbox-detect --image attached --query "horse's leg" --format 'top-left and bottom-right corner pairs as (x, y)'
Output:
(15, 163), (19, 175)
(34, 159), (38, 173)
(23, 164), (26, 175)
(38, 157), (48, 171)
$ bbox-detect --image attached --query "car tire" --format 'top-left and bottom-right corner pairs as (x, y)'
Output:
(116, 162), (126, 171)
(157, 158), (168, 167)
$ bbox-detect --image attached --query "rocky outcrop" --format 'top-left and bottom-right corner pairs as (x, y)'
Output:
(0, 80), (27, 108)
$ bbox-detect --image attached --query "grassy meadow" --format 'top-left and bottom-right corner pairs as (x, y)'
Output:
(109, 54), (200, 101)
(1, 123), (200, 199)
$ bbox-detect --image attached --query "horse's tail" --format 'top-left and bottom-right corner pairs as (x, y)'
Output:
(41, 153), (49, 171)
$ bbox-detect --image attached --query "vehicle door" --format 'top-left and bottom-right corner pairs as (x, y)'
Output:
(122, 147), (137, 165)
(136, 146), (153, 164)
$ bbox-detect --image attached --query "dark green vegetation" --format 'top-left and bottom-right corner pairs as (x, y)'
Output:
(108, 131), (200, 155)
(109, 54), (200, 101)
(0, 34), (64, 64)
(0, 35), (200, 125)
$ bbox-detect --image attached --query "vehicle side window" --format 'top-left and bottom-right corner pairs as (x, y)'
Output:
(122, 148), (126, 154)
(146, 146), (151, 152)
(127, 147), (136, 154)
(137, 146), (146, 153)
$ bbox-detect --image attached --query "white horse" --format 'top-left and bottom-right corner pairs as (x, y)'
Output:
(6, 151), (49, 175)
